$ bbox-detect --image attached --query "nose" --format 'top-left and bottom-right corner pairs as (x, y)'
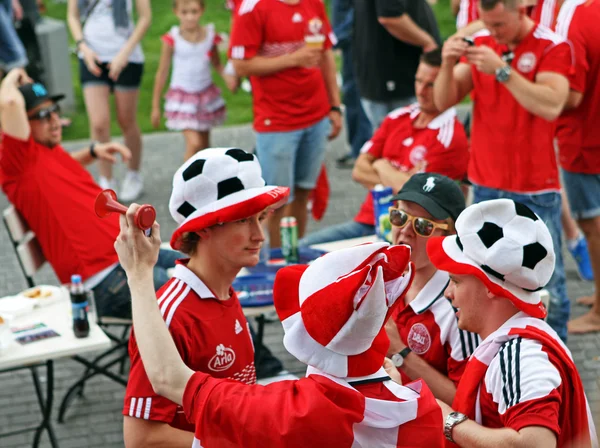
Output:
(250, 218), (266, 242)
(444, 282), (455, 301)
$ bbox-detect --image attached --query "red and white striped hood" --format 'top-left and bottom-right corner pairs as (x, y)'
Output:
(273, 242), (414, 378)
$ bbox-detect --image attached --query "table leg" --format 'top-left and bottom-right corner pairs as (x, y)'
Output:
(31, 360), (58, 448)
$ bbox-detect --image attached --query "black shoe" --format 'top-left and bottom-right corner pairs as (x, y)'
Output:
(336, 154), (356, 169)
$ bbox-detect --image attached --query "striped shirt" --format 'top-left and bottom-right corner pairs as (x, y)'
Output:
(123, 261), (255, 431)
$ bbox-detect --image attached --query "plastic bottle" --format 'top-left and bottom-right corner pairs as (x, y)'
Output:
(70, 274), (90, 338)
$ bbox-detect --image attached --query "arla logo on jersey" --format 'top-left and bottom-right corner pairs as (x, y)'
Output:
(208, 344), (236, 372)
(407, 323), (431, 355)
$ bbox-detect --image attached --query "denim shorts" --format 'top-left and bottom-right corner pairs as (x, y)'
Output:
(562, 169), (600, 220)
(0, 0), (28, 70)
(255, 116), (330, 202)
(79, 59), (144, 91)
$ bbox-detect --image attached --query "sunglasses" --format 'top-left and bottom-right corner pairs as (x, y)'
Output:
(388, 207), (449, 237)
(28, 103), (60, 121)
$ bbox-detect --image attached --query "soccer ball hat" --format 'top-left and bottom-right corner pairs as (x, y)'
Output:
(273, 242), (414, 378)
(427, 199), (555, 319)
(169, 148), (290, 249)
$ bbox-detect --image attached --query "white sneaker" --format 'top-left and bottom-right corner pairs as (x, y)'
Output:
(98, 176), (117, 191)
(120, 171), (144, 202)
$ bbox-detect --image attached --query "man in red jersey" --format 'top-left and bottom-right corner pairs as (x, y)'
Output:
(300, 50), (470, 247)
(384, 174), (480, 405)
(0, 68), (182, 319)
(230, 0), (342, 248)
(553, 0), (600, 334)
(116, 225), (445, 447)
(433, 0), (572, 342)
(124, 148), (290, 447)
(427, 199), (597, 448)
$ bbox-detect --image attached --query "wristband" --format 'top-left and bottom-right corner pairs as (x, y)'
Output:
(90, 142), (98, 159)
(330, 106), (342, 115)
(75, 39), (86, 50)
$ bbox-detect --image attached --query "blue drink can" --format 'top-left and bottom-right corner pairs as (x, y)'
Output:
(371, 185), (394, 242)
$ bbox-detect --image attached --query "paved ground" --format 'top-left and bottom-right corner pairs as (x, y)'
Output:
(0, 124), (598, 447)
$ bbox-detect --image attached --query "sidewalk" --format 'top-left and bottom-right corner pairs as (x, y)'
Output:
(0, 124), (598, 447)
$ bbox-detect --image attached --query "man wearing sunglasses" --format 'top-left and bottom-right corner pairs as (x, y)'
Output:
(0, 68), (181, 320)
(383, 173), (480, 405)
(300, 49), (469, 248)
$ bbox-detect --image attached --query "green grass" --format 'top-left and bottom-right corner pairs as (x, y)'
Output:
(44, 0), (456, 140)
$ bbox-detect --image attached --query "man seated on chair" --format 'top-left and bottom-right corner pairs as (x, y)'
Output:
(123, 148), (290, 447)
(300, 49), (470, 247)
(0, 68), (181, 319)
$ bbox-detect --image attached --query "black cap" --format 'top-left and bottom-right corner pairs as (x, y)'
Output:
(391, 173), (465, 222)
(18, 82), (65, 112)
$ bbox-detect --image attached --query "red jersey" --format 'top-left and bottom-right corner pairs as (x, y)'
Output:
(555, 0), (600, 174)
(0, 133), (119, 283)
(452, 314), (597, 447)
(468, 26), (572, 193)
(457, 0), (557, 28)
(183, 367), (444, 447)
(392, 270), (479, 385)
(123, 261), (256, 431)
(354, 105), (469, 226)
(230, 0), (335, 132)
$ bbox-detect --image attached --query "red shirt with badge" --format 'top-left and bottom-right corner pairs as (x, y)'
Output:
(354, 105), (469, 226)
(0, 133), (119, 284)
(229, 0), (335, 132)
(123, 261), (256, 431)
(467, 25), (572, 193)
(555, 0), (600, 174)
(391, 270), (479, 385)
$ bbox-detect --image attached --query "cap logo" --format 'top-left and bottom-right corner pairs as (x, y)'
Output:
(423, 176), (436, 193)
(32, 84), (47, 97)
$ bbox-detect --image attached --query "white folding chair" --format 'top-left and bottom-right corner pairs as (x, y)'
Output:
(2, 205), (130, 423)
(3, 205), (45, 288)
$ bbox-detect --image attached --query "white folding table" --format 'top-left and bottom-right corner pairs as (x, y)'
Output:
(0, 294), (112, 448)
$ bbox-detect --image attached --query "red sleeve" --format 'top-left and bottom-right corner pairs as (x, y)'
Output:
(314, 0), (336, 50)
(183, 374), (363, 447)
(123, 323), (190, 423)
(563, 14), (588, 93)
(230, 8), (264, 60)
(161, 33), (174, 47)
(500, 390), (562, 436)
(0, 133), (37, 181)
(360, 116), (392, 158)
(538, 41), (573, 78)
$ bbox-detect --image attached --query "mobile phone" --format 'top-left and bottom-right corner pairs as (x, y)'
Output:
(462, 37), (475, 46)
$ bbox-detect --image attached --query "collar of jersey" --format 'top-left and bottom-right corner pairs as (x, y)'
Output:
(408, 269), (450, 314)
(172, 262), (215, 299)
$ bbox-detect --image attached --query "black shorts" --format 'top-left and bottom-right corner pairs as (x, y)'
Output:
(79, 59), (144, 91)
